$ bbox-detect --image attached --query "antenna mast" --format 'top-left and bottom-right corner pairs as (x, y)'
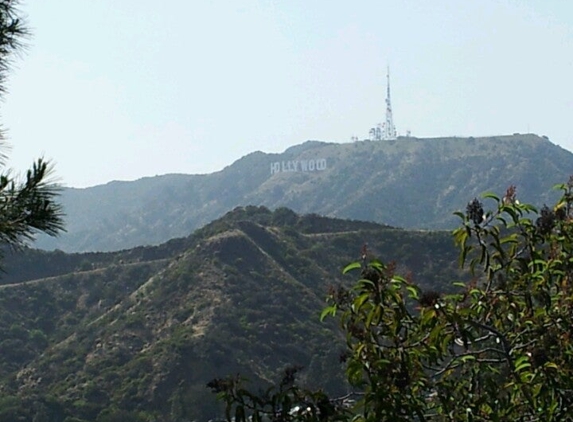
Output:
(383, 67), (397, 140)
(368, 67), (397, 141)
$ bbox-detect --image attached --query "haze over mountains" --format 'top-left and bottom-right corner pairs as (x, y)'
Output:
(35, 133), (573, 253)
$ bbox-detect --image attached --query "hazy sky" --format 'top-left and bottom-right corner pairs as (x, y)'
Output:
(3, 0), (573, 187)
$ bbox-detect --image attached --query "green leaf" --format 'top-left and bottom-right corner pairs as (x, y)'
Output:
(515, 355), (531, 372)
(482, 192), (500, 202)
(406, 285), (419, 299)
(320, 305), (337, 322)
(369, 259), (385, 271)
(353, 293), (371, 311)
(429, 324), (443, 343)
(420, 309), (436, 325)
(347, 360), (363, 385)
(365, 305), (381, 326)
(552, 183), (566, 191)
(343, 261), (362, 274)
(460, 354), (476, 363)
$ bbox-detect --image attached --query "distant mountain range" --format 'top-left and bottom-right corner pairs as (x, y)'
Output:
(34, 133), (572, 253)
(0, 207), (463, 421)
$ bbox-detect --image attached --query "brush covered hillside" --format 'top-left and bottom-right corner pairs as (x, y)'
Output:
(35, 133), (572, 252)
(0, 207), (464, 421)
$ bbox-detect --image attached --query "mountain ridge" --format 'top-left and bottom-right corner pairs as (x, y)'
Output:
(0, 206), (463, 420)
(34, 133), (571, 252)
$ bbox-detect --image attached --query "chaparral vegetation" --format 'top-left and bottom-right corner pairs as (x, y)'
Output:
(210, 179), (573, 422)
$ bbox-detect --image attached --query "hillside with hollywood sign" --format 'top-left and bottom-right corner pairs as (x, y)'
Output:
(34, 133), (573, 253)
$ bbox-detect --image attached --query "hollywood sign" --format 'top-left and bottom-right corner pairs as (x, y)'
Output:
(270, 158), (327, 175)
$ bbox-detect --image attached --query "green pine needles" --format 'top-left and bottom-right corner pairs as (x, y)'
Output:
(0, 1), (64, 253)
(0, 158), (64, 247)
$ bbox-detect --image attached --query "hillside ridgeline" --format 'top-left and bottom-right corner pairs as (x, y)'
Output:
(0, 207), (463, 421)
(35, 134), (571, 252)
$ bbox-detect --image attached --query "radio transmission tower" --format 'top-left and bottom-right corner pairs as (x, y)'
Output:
(369, 67), (397, 141)
(383, 67), (397, 140)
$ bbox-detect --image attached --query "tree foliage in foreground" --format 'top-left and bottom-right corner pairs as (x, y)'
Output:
(210, 179), (573, 421)
(0, 0), (64, 253)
